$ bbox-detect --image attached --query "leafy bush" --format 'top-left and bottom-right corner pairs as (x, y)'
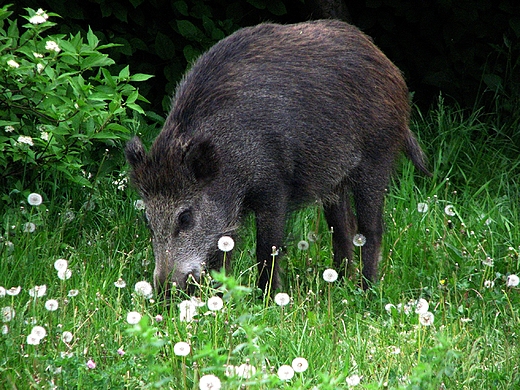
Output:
(0, 6), (152, 200)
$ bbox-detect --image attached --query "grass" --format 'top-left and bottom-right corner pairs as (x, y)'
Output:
(1, 101), (519, 389)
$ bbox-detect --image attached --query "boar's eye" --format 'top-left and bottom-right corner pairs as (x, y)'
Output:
(177, 209), (193, 232)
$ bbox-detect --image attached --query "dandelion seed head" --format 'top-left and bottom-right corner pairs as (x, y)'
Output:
(346, 374), (361, 386)
(134, 199), (145, 210)
(54, 259), (68, 272)
(415, 298), (429, 314)
(57, 269), (72, 280)
(322, 268), (338, 283)
(173, 341), (191, 356)
(6, 286), (21, 296)
(28, 285), (47, 298)
(297, 240), (309, 251)
(207, 296), (224, 311)
(2, 306), (15, 322)
(507, 274), (519, 287)
(134, 280), (153, 299)
(126, 311), (142, 324)
(236, 363), (257, 378)
(198, 374), (221, 389)
(353, 234), (366, 247)
(277, 365), (295, 380)
(86, 359), (96, 369)
(23, 222), (36, 233)
(274, 292), (290, 307)
(2, 324), (8, 334)
(61, 331), (73, 343)
(179, 300), (197, 322)
(27, 333), (40, 345)
(484, 280), (495, 289)
(27, 193), (43, 206)
(67, 289), (79, 297)
(114, 278), (126, 288)
(419, 311), (434, 326)
(217, 236), (234, 252)
(45, 299), (59, 311)
(31, 325), (47, 340)
(385, 303), (396, 314)
(291, 357), (309, 373)
(444, 205), (456, 216)
(417, 202), (429, 213)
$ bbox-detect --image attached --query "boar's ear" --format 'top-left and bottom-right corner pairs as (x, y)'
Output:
(125, 137), (146, 168)
(184, 136), (219, 183)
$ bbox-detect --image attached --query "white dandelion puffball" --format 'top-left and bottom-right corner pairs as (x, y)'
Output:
(236, 363), (257, 378)
(415, 298), (429, 314)
(28, 285), (47, 298)
(417, 202), (429, 213)
(274, 292), (291, 307)
(27, 333), (41, 345)
(297, 240), (309, 250)
(134, 281), (153, 298)
(6, 286), (21, 296)
(346, 374), (361, 386)
(54, 259), (68, 272)
(23, 222), (36, 233)
(44, 299), (59, 311)
(323, 268), (338, 283)
(126, 311), (142, 324)
(0, 287), (5, 298)
(27, 193), (43, 206)
(62, 331), (73, 343)
(385, 303), (396, 314)
(173, 341), (191, 356)
(217, 236), (234, 252)
(58, 269), (72, 280)
(277, 365), (295, 380)
(179, 300), (197, 322)
(68, 289), (79, 297)
(31, 325), (47, 340)
(507, 274), (519, 287)
(114, 278), (127, 288)
(484, 280), (495, 289)
(291, 357), (309, 373)
(207, 296), (224, 311)
(199, 374), (221, 390)
(419, 311), (435, 326)
(2, 306), (15, 322)
(444, 205), (456, 216)
(353, 234), (366, 247)
(134, 199), (145, 210)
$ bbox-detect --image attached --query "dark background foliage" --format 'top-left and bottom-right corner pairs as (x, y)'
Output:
(6, 0), (520, 118)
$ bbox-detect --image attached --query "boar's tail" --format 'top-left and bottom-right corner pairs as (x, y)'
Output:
(404, 131), (432, 177)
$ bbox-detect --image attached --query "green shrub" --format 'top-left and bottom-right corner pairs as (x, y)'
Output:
(0, 6), (152, 201)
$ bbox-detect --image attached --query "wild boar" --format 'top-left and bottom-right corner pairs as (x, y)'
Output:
(125, 19), (430, 296)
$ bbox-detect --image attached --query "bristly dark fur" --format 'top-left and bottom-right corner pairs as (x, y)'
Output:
(125, 20), (430, 294)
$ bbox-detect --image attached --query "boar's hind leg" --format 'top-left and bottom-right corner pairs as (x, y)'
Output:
(351, 177), (386, 289)
(324, 196), (356, 278)
(254, 202), (286, 294)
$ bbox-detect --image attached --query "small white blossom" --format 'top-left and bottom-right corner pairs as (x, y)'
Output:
(173, 341), (191, 356)
(484, 280), (495, 289)
(7, 59), (19, 68)
(4, 125), (15, 132)
(45, 40), (61, 53)
(29, 9), (49, 24)
(217, 236), (234, 252)
(27, 193), (43, 206)
(385, 303), (396, 314)
(482, 257), (494, 267)
(17, 135), (34, 146)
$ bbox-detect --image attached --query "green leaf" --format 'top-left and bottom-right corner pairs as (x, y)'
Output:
(246, 0), (266, 10)
(126, 102), (145, 114)
(173, 1), (189, 16)
(118, 65), (130, 79)
(80, 53), (115, 69)
(105, 123), (130, 133)
(176, 20), (206, 42)
(155, 32), (176, 60)
(129, 73), (154, 82)
(87, 27), (99, 49)
(267, 1), (287, 16)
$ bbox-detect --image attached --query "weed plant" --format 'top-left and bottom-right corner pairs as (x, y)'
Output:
(1, 100), (519, 389)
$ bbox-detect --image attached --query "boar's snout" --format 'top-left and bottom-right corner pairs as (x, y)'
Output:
(153, 260), (201, 297)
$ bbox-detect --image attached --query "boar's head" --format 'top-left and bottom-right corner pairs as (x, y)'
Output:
(125, 134), (234, 295)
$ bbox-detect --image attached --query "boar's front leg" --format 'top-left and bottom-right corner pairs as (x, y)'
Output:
(254, 200), (287, 293)
(324, 195), (357, 279)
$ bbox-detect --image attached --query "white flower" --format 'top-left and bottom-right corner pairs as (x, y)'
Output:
(385, 303), (396, 314)
(444, 205), (456, 216)
(6, 286), (21, 296)
(415, 298), (429, 314)
(297, 240), (309, 250)
(40, 129), (49, 139)
(173, 341), (191, 356)
(54, 259), (68, 271)
(482, 257), (494, 267)
(45, 299), (59, 311)
(236, 363), (256, 378)
(217, 236), (234, 252)
(134, 199), (145, 210)
(27, 333), (41, 345)
(31, 325), (47, 340)
(2, 325), (8, 334)
(62, 331), (73, 343)
(7, 59), (19, 68)
(18, 135), (34, 146)
(57, 269), (72, 280)
(417, 202), (429, 213)
(29, 8), (49, 24)
(277, 365), (295, 380)
(2, 306), (15, 322)
(134, 280), (153, 299)
(0, 287), (5, 298)
(353, 234), (366, 247)
(4, 125), (15, 132)
(23, 222), (36, 233)
(389, 346), (401, 355)
(274, 292), (290, 307)
(199, 374), (221, 390)
(419, 311), (434, 326)
(68, 289), (79, 297)
(346, 374), (361, 386)
(291, 357), (308, 373)
(126, 311), (142, 324)
(323, 268), (338, 283)
(207, 296), (224, 311)
(28, 285), (47, 298)
(114, 278), (126, 288)
(27, 193), (43, 206)
(506, 274), (519, 287)
(179, 300), (197, 322)
(45, 40), (61, 53)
